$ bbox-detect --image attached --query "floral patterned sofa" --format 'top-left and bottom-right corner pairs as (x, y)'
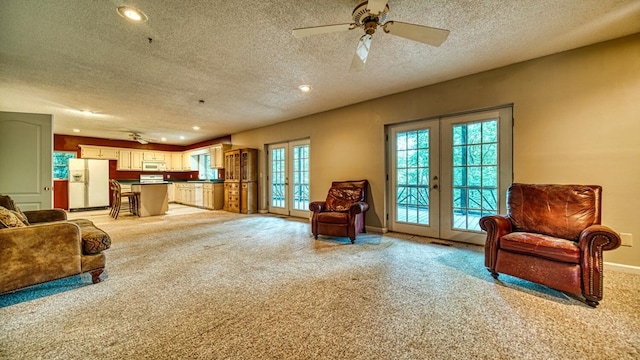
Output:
(0, 194), (111, 294)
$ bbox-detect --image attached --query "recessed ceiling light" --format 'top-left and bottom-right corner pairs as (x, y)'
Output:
(179, 136), (185, 140)
(298, 85), (312, 93)
(73, 129), (80, 133)
(192, 126), (200, 130)
(161, 137), (167, 142)
(117, 6), (148, 22)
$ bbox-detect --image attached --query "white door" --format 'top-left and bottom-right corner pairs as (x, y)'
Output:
(389, 119), (440, 238)
(0, 112), (53, 210)
(388, 107), (513, 245)
(268, 139), (310, 218)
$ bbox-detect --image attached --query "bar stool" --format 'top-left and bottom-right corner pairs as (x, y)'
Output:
(109, 179), (140, 219)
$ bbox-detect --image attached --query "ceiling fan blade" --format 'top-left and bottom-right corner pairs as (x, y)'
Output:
(349, 34), (373, 73)
(292, 23), (355, 38)
(383, 21), (450, 46)
(366, 0), (389, 15)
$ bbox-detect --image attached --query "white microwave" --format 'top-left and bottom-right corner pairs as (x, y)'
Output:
(142, 161), (166, 172)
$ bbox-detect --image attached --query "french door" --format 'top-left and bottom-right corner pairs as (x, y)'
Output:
(268, 139), (310, 218)
(389, 107), (512, 245)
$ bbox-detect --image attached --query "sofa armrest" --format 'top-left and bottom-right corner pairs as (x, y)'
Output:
(24, 209), (68, 224)
(309, 201), (326, 213)
(479, 215), (512, 270)
(0, 222), (82, 294)
(578, 225), (621, 301)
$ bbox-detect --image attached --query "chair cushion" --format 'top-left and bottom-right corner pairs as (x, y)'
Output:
(325, 187), (363, 212)
(507, 183), (600, 241)
(0, 206), (28, 228)
(68, 219), (112, 255)
(317, 212), (348, 224)
(500, 232), (580, 264)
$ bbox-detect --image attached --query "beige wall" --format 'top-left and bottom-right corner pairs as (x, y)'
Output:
(232, 34), (640, 267)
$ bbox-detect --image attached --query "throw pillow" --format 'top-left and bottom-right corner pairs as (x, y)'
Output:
(325, 187), (363, 212)
(0, 194), (29, 225)
(0, 206), (28, 228)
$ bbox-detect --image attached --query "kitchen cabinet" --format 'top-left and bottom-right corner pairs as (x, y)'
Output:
(167, 183), (175, 203)
(223, 148), (257, 213)
(174, 183), (195, 206)
(209, 144), (231, 168)
(143, 151), (167, 162)
(183, 152), (194, 171)
(173, 182), (223, 209)
(80, 145), (119, 160)
(169, 152), (183, 171)
(203, 183), (224, 209)
(117, 149), (143, 170)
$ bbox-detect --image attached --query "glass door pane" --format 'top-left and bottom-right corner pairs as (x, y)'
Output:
(440, 107), (513, 245)
(268, 139), (310, 218)
(290, 140), (310, 218)
(268, 144), (287, 215)
(389, 119), (440, 238)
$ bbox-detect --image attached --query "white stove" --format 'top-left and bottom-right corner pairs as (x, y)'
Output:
(139, 174), (164, 183)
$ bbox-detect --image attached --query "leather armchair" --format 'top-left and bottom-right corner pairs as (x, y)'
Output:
(479, 183), (620, 307)
(309, 180), (369, 243)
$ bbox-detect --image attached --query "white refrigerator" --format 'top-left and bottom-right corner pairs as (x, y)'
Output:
(68, 159), (110, 210)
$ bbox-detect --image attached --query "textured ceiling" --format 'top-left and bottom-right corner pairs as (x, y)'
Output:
(1, 0), (639, 145)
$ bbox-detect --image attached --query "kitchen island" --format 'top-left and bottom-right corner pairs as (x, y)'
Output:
(131, 182), (169, 217)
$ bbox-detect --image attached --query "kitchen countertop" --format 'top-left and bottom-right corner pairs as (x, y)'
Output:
(131, 182), (170, 185)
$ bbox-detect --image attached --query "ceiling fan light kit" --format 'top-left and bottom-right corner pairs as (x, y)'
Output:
(292, 0), (450, 72)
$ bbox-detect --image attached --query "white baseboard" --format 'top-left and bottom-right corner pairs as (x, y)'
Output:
(604, 262), (640, 274)
(365, 226), (388, 234)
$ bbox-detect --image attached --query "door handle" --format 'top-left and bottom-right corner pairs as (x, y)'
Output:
(44, 186), (51, 191)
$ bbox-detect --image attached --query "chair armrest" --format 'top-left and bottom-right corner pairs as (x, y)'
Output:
(578, 225), (621, 301)
(348, 201), (369, 216)
(24, 209), (68, 224)
(479, 215), (512, 240)
(578, 225), (621, 252)
(309, 201), (326, 213)
(479, 215), (512, 270)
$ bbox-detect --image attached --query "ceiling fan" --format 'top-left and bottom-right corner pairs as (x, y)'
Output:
(128, 132), (153, 145)
(292, 0), (450, 72)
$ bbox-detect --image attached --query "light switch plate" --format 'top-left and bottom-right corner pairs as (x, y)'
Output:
(620, 233), (633, 247)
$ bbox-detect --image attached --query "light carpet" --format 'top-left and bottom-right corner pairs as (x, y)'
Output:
(1, 205), (639, 359)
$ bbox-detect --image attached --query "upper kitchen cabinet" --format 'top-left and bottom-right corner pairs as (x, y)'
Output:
(80, 145), (119, 160)
(183, 152), (195, 171)
(117, 149), (143, 170)
(209, 144), (231, 168)
(143, 151), (167, 162)
(169, 152), (184, 171)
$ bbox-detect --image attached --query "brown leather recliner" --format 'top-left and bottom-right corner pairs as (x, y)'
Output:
(309, 180), (369, 243)
(479, 183), (621, 307)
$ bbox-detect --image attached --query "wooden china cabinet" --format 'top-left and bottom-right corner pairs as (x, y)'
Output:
(223, 148), (258, 214)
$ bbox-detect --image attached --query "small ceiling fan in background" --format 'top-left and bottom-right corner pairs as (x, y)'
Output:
(293, 0), (450, 72)
(128, 132), (153, 144)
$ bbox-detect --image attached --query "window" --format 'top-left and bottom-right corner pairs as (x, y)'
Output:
(53, 152), (76, 179)
(192, 153), (217, 180)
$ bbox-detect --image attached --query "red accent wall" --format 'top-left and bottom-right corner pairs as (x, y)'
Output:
(54, 134), (231, 181)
